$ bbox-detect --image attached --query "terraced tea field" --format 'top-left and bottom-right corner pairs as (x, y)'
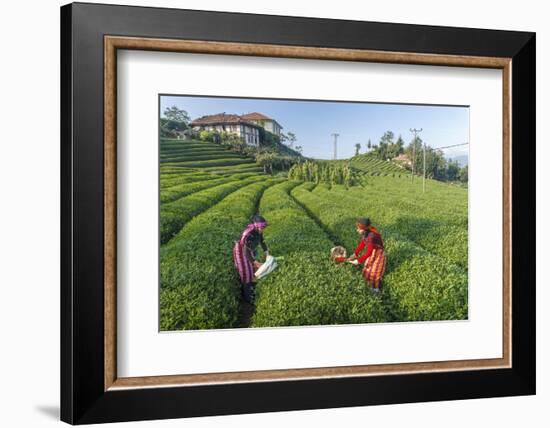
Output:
(349, 153), (407, 176)
(159, 138), (468, 330)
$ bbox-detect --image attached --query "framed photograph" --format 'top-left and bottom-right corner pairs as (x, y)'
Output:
(60, 2), (535, 424)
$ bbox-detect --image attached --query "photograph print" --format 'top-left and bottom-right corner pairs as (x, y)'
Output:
(159, 95), (469, 331)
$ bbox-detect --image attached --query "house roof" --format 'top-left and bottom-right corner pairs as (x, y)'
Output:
(190, 113), (260, 128)
(240, 112), (272, 121)
(241, 112), (283, 129)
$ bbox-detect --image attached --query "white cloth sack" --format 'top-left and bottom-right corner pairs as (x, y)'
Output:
(254, 255), (277, 279)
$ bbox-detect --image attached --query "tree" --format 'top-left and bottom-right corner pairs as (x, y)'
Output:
(367, 139), (372, 151)
(294, 145), (303, 154)
(391, 135), (405, 158)
(380, 131), (395, 145)
(163, 106), (190, 123)
(255, 151), (277, 174)
(405, 135), (423, 174)
(371, 131), (395, 160)
(354, 143), (361, 156)
(230, 136), (247, 154)
(161, 106), (190, 138)
(459, 165), (469, 183)
(287, 132), (297, 148)
(445, 160), (461, 182)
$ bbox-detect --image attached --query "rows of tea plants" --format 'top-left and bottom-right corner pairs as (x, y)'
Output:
(160, 148), (244, 159)
(313, 183), (468, 269)
(291, 183), (468, 321)
(160, 172), (220, 189)
(251, 181), (387, 327)
(349, 153), (406, 176)
(158, 137), (468, 330)
(160, 172), (258, 204)
(162, 157), (256, 169)
(161, 153), (245, 164)
(160, 176), (266, 244)
(160, 138), (258, 175)
(158, 139), (265, 232)
(160, 179), (283, 330)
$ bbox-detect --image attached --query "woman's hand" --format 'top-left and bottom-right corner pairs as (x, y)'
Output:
(348, 259), (360, 265)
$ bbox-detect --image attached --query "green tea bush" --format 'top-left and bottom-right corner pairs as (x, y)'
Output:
(160, 173), (258, 204)
(158, 134), (468, 328)
(160, 176), (264, 244)
(350, 154), (405, 176)
(291, 183), (468, 321)
(315, 184), (468, 269)
(251, 181), (387, 327)
(160, 173), (218, 189)
(160, 152), (245, 163)
(163, 158), (255, 169)
(160, 179), (283, 330)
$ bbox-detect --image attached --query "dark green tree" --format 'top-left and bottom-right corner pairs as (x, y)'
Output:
(445, 160), (461, 181)
(459, 165), (469, 183)
(163, 106), (190, 123)
(161, 106), (190, 138)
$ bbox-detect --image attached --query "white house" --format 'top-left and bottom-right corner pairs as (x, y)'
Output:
(191, 113), (261, 146)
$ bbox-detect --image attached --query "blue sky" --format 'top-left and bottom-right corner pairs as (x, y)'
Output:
(160, 95), (469, 161)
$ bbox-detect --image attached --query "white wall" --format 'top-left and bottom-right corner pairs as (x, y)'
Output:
(0, 1), (546, 427)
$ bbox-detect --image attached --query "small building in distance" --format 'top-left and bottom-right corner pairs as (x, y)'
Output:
(393, 153), (412, 167)
(190, 113), (261, 146)
(241, 112), (283, 137)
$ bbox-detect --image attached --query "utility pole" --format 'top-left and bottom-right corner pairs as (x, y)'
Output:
(409, 128), (423, 184)
(331, 133), (340, 160)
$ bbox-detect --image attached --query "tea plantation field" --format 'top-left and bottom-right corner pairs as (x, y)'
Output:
(159, 138), (468, 330)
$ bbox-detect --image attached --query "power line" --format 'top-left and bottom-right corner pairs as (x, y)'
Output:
(331, 133), (340, 160)
(436, 142), (469, 150)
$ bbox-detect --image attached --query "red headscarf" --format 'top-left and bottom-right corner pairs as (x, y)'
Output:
(356, 222), (379, 234)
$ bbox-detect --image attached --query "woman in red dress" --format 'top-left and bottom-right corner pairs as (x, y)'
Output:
(347, 217), (386, 292)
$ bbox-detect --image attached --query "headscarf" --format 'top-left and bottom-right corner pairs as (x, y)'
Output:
(251, 214), (268, 231)
(356, 217), (378, 234)
(239, 216), (268, 245)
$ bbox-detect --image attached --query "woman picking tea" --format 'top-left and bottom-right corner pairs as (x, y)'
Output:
(233, 215), (269, 304)
(347, 217), (387, 292)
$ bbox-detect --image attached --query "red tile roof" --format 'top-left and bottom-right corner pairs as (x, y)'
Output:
(191, 113), (250, 126)
(190, 112), (281, 130)
(240, 112), (273, 121)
